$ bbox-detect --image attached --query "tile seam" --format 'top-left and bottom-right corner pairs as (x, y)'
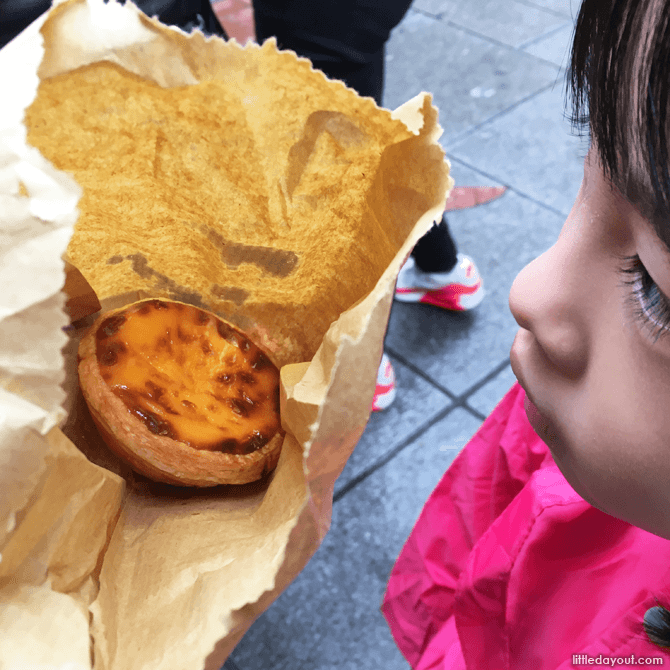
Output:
(517, 21), (574, 50)
(410, 7), (568, 56)
(386, 348), (510, 402)
(440, 17), (534, 52)
(385, 349), (456, 400)
(513, 0), (578, 21)
(445, 153), (576, 219)
(333, 357), (512, 502)
(333, 400), (458, 503)
(446, 79), (565, 150)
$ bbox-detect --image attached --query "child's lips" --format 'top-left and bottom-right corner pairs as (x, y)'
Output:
(510, 331), (532, 394)
(510, 331), (553, 435)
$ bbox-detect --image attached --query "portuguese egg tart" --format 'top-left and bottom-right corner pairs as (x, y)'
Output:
(77, 299), (284, 486)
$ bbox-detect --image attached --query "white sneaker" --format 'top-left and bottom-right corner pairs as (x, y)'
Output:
(372, 353), (396, 411)
(395, 254), (485, 311)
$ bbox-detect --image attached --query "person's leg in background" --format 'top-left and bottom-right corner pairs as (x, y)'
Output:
(0, 0), (52, 48)
(253, 0), (485, 410)
(137, 0), (228, 37)
(252, 0), (396, 106)
(398, 218), (484, 312)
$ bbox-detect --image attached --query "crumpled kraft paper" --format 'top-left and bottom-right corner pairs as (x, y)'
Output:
(0, 1), (453, 668)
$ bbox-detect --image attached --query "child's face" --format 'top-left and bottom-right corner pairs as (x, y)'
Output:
(510, 146), (670, 540)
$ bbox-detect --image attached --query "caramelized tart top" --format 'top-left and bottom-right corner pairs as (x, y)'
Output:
(94, 299), (281, 455)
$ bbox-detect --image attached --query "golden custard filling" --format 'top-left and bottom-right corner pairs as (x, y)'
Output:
(94, 300), (281, 454)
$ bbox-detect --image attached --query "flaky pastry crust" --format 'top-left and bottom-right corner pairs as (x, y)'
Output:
(77, 300), (284, 486)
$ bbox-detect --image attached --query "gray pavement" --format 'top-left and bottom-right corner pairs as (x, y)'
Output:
(224, 1), (586, 667)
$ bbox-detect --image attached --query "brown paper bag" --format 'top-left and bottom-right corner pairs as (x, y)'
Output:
(0, 0), (453, 667)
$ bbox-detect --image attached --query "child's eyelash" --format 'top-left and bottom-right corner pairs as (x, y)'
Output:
(617, 254), (670, 343)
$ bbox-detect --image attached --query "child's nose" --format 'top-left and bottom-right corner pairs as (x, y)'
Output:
(509, 246), (588, 379)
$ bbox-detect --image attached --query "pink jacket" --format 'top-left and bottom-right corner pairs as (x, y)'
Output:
(382, 383), (670, 668)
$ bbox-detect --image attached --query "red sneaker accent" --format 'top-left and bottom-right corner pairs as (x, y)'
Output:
(374, 380), (395, 396)
(419, 279), (482, 310)
(372, 355), (396, 411)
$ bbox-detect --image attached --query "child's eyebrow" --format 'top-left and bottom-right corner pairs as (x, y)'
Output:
(629, 185), (670, 260)
(597, 148), (670, 261)
(652, 224), (670, 261)
(566, 6), (670, 259)
(567, 21), (670, 264)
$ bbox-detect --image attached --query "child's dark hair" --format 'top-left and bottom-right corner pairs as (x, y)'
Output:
(568, 0), (670, 246)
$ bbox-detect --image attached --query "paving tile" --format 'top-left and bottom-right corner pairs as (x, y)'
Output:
(410, 0), (568, 50)
(416, 0), (576, 21)
(383, 11), (561, 143)
(523, 22), (575, 69)
(516, 0), (580, 20)
(413, 0), (559, 20)
(449, 82), (588, 216)
(228, 408), (483, 670)
(384, 163), (565, 397)
(334, 353), (453, 497)
(466, 363), (519, 416)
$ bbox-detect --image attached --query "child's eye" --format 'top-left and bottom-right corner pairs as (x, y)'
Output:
(618, 254), (670, 343)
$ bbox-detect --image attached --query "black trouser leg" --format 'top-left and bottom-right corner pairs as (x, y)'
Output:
(253, 0), (409, 106)
(411, 215), (458, 273)
(253, 0), (392, 106)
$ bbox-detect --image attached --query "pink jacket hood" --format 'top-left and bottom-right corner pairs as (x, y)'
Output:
(382, 383), (670, 669)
